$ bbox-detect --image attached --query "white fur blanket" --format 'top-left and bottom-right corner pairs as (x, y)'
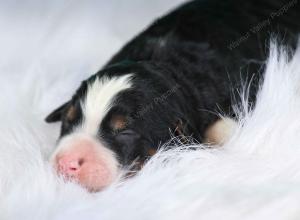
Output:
(1, 1), (300, 219)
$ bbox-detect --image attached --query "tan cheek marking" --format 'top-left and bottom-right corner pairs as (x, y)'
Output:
(148, 148), (157, 156)
(66, 106), (76, 121)
(111, 115), (127, 130)
(204, 117), (237, 146)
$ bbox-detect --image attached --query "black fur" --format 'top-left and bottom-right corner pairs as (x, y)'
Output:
(46, 0), (300, 166)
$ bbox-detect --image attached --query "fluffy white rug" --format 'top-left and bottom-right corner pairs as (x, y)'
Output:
(1, 1), (300, 220)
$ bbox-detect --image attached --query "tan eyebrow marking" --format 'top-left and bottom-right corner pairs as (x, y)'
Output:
(110, 114), (127, 130)
(148, 148), (156, 156)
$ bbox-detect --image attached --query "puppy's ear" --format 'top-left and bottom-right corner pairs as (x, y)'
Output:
(45, 101), (70, 123)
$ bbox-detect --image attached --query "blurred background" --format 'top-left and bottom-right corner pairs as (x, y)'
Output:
(0, 0), (186, 76)
(0, 0), (187, 119)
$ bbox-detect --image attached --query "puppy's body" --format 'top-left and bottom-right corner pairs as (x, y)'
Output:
(46, 0), (300, 191)
(101, 0), (299, 142)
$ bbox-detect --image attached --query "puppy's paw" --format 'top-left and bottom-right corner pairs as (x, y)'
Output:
(204, 117), (237, 146)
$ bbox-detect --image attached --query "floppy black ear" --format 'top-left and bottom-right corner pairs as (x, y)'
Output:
(45, 101), (69, 123)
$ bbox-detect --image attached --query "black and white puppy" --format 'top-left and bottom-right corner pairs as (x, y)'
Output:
(46, 0), (300, 191)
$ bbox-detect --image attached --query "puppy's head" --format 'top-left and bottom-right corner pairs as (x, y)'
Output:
(46, 63), (185, 192)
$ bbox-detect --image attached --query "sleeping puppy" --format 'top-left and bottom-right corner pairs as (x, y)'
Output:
(46, 0), (299, 191)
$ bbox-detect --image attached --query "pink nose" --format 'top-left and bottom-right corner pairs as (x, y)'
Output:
(57, 156), (85, 179)
(53, 139), (117, 192)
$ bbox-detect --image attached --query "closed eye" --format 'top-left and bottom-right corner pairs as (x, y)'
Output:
(118, 129), (137, 136)
(115, 129), (141, 144)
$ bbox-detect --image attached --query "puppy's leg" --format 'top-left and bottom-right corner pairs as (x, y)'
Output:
(204, 117), (237, 145)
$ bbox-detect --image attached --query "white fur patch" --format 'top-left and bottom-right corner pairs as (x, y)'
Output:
(204, 117), (237, 145)
(79, 74), (133, 136)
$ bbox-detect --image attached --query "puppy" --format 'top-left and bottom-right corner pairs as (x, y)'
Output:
(46, 0), (300, 191)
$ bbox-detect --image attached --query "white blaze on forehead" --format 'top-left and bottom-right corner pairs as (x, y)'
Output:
(80, 74), (133, 135)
